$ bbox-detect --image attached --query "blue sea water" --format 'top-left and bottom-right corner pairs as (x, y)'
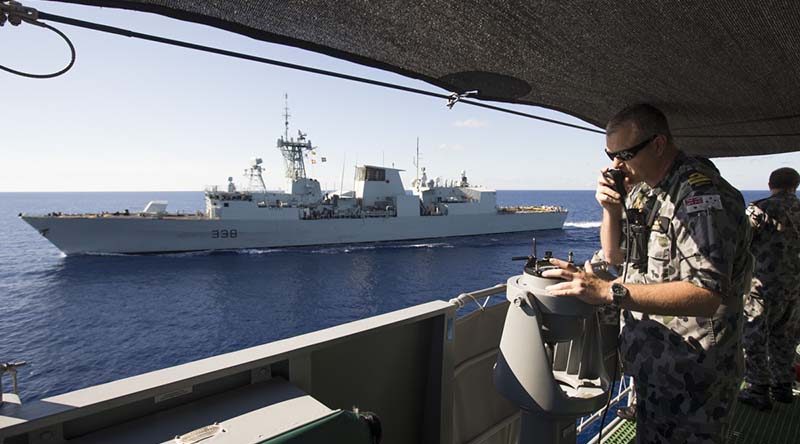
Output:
(0, 189), (770, 406)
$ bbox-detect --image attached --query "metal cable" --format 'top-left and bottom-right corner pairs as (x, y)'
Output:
(597, 193), (630, 443)
(0, 18), (75, 78)
(34, 11), (606, 134)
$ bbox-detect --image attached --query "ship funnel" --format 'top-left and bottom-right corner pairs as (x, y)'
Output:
(494, 247), (610, 444)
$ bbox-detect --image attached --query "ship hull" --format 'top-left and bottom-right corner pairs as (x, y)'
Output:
(21, 212), (568, 255)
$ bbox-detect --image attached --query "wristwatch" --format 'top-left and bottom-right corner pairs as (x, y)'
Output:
(610, 283), (630, 306)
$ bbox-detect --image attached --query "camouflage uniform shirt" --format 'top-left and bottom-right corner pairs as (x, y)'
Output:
(742, 190), (800, 386)
(617, 152), (752, 443)
(747, 191), (800, 297)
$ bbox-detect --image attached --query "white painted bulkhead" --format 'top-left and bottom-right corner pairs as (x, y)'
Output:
(355, 166), (405, 207)
(395, 194), (421, 217)
(287, 177), (322, 204)
(442, 189), (496, 215)
(209, 199), (300, 221)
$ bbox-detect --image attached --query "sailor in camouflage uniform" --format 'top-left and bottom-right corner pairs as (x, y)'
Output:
(739, 167), (800, 409)
(543, 104), (752, 443)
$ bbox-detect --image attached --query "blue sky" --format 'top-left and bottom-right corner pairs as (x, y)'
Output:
(3, 1), (798, 191)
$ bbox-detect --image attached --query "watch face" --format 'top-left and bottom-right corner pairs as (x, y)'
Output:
(612, 283), (627, 298)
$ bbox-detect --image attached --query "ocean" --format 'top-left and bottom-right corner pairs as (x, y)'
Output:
(0, 189), (770, 405)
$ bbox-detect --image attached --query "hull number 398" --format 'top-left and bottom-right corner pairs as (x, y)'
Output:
(212, 229), (238, 239)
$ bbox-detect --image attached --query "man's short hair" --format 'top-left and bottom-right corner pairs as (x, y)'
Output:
(768, 167), (800, 190)
(606, 104), (673, 142)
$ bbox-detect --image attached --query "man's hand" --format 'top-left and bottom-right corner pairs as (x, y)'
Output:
(596, 168), (624, 213)
(541, 258), (613, 305)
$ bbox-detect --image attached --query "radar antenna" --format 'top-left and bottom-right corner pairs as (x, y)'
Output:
(277, 94), (316, 180)
(245, 158), (267, 193)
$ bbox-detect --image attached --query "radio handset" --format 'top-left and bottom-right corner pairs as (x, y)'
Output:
(604, 168), (627, 203)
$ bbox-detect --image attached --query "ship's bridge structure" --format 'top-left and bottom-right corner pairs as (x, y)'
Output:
(354, 165), (419, 217)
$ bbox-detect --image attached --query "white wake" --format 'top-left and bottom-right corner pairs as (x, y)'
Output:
(564, 221), (602, 229)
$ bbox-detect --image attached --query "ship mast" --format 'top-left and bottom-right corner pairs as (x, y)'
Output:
(283, 93), (290, 141)
(415, 137), (419, 183)
(413, 138), (423, 188)
(277, 94), (315, 180)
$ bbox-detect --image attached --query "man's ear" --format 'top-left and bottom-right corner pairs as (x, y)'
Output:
(655, 135), (667, 157)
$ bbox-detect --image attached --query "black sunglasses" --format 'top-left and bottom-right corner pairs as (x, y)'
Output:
(605, 135), (657, 161)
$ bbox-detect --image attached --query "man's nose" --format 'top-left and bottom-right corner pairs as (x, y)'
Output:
(612, 158), (625, 168)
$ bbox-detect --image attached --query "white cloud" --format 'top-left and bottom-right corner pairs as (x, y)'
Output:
(453, 118), (487, 128)
(438, 143), (465, 151)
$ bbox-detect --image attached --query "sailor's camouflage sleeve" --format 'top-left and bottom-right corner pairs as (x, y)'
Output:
(670, 183), (739, 297)
(749, 193), (800, 291)
(746, 202), (768, 230)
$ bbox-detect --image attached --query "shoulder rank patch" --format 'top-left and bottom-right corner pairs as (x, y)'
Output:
(684, 195), (722, 213)
(687, 172), (712, 187)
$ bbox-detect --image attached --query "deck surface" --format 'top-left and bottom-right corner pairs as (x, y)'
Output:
(603, 389), (800, 444)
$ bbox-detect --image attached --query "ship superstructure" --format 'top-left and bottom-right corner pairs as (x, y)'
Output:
(20, 103), (567, 255)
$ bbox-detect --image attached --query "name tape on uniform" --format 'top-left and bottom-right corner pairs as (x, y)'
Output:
(684, 195), (722, 213)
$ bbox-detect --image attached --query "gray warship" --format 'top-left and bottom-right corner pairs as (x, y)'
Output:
(20, 103), (567, 255)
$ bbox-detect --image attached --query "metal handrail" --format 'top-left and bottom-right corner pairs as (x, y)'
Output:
(1, 361), (28, 405)
(586, 415), (625, 444)
(577, 375), (635, 436)
(449, 284), (507, 310)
